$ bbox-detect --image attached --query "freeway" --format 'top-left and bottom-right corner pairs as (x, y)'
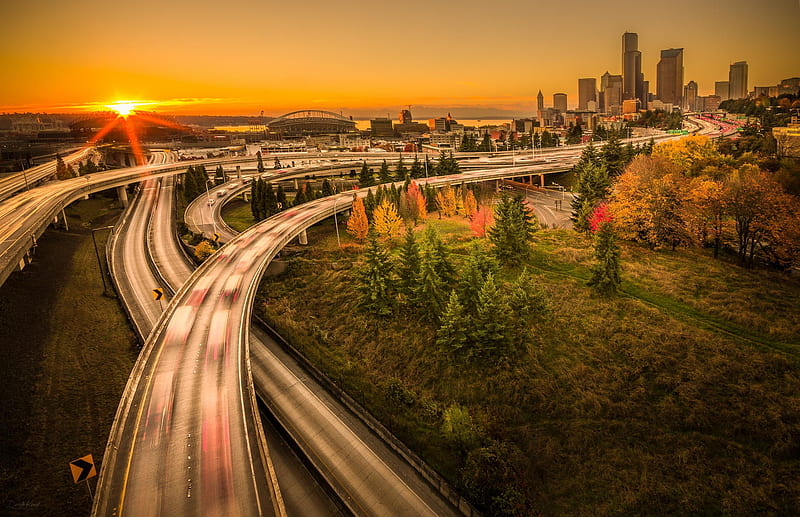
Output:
(0, 147), (92, 202)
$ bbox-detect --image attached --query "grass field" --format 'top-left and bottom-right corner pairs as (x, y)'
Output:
(221, 198), (256, 233)
(258, 215), (800, 516)
(0, 194), (136, 516)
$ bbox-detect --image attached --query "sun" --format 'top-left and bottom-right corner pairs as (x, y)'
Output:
(106, 101), (138, 117)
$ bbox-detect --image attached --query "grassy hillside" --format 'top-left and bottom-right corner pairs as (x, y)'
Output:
(257, 217), (800, 516)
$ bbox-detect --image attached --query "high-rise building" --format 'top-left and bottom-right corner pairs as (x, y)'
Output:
(537, 90), (544, 117)
(657, 48), (684, 106)
(683, 81), (698, 112)
(578, 78), (597, 110)
(622, 32), (646, 108)
(398, 108), (413, 124)
(715, 81), (730, 101)
(729, 61), (749, 99)
(553, 93), (568, 113)
(600, 72), (624, 114)
(778, 77), (800, 96)
(370, 118), (394, 138)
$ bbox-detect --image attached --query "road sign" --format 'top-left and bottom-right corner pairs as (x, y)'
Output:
(213, 233), (220, 242)
(69, 454), (97, 484)
(152, 288), (164, 301)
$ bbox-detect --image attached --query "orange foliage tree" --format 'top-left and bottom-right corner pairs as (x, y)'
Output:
(463, 189), (478, 219)
(372, 198), (403, 240)
(404, 181), (427, 225)
(346, 195), (369, 241)
(470, 205), (494, 237)
(435, 185), (458, 217)
(652, 135), (721, 174)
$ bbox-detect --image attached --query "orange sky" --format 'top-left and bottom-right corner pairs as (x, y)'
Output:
(1, 0), (798, 119)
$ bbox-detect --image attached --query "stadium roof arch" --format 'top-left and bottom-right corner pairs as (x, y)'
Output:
(267, 109), (357, 136)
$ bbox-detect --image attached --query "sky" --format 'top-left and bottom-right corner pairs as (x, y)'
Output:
(1, 0), (798, 119)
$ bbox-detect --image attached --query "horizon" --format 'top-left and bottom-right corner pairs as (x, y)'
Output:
(1, 0), (798, 117)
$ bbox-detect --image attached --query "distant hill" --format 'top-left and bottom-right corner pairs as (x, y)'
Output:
(172, 115), (274, 128)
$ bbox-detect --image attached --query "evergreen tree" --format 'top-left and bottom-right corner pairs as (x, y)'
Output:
(396, 227), (421, 305)
(459, 134), (478, 152)
(588, 221), (622, 296)
(489, 194), (537, 264)
(601, 133), (626, 176)
(410, 157), (424, 179)
(436, 291), (469, 355)
(458, 242), (497, 315)
(55, 154), (68, 180)
(276, 185), (287, 210)
(214, 165), (225, 185)
(264, 182), (278, 216)
(357, 232), (395, 316)
(358, 161), (374, 187)
(479, 133), (493, 152)
(321, 178), (334, 197)
(294, 183), (307, 205)
(364, 189), (376, 219)
(378, 160), (392, 183)
(507, 269), (550, 346)
(471, 274), (512, 358)
(571, 142), (611, 231)
(422, 226), (455, 285)
(416, 243), (447, 323)
(256, 151), (265, 173)
(424, 155), (432, 178)
(184, 165), (199, 204)
(394, 155), (409, 181)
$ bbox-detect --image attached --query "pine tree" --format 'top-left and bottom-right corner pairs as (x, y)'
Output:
(214, 165), (225, 185)
(489, 194), (537, 264)
(410, 157), (424, 179)
(346, 195), (369, 241)
(571, 142), (611, 232)
(364, 189), (376, 219)
(436, 291), (469, 355)
(601, 133), (626, 176)
(55, 154), (69, 180)
(276, 185), (287, 210)
(321, 178), (334, 197)
(471, 274), (512, 358)
(256, 150), (265, 173)
(378, 160), (392, 183)
(479, 133), (493, 152)
(396, 227), (421, 306)
(250, 176), (259, 220)
(358, 162), (373, 187)
(588, 220), (622, 296)
(416, 243), (447, 323)
(294, 183), (307, 205)
(357, 232), (395, 316)
(184, 165), (199, 204)
(507, 268), (550, 346)
(422, 226), (455, 285)
(394, 155), (409, 181)
(264, 182), (278, 216)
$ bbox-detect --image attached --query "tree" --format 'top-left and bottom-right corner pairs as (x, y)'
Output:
(264, 182), (278, 217)
(441, 403), (477, 452)
(394, 156), (409, 181)
(470, 205), (494, 238)
(276, 185), (287, 210)
(571, 142), (611, 231)
(378, 160), (392, 183)
(479, 133), (493, 152)
(321, 178), (334, 197)
(435, 185), (458, 217)
(214, 165), (225, 185)
(437, 292), (469, 355)
(416, 242), (447, 323)
(459, 134), (477, 152)
(396, 227), (421, 304)
(489, 195), (537, 264)
(358, 162), (373, 187)
(471, 274), (512, 357)
(404, 181), (427, 225)
(194, 240), (215, 261)
(463, 189), (478, 219)
(357, 232), (395, 316)
(256, 151), (265, 173)
(684, 177), (726, 257)
(410, 157), (424, 179)
(346, 195), (369, 241)
(653, 135), (720, 175)
(601, 133), (626, 176)
(55, 154), (69, 180)
(587, 207), (621, 296)
(372, 198), (403, 240)
(422, 226), (454, 285)
(507, 269), (550, 343)
(458, 242), (498, 315)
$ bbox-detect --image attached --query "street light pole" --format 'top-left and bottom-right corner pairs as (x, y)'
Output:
(91, 225), (115, 296)
(333, 195), (341, 248)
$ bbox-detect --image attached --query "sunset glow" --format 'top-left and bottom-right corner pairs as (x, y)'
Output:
(106, 101), (138, 117)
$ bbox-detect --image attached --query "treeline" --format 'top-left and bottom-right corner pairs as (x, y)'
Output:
(720, 94), (799, 128)
(574, 135), (800, 269)
(358, 153), (460, 187)
(249, 177), (336, 221)
(458, 130), (562, 152)
(627, 109), (683, 130)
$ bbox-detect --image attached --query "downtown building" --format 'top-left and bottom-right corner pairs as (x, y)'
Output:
(578, 78), (597, 111)
(622, 32), (647, 109)
(729, 61), (749, 100)
(656, 48), (684, 107)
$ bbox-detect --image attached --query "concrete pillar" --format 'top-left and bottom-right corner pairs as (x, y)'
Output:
(236, 165), (241, 179)
(117, 186), (129, 208)
(18, 256), (27, 271)
(298, 229), (308, 245)
(539, 174), (545, 187)
(293, 178), (299, 190)
(61, 208), (69, 231)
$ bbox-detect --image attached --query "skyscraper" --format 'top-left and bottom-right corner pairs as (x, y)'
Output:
(729, 61), (749, 99)
(622, 32), (643, 102)
(601, 71), (624, 115)
(657, 48), (684, 106)
(553, 93), (568, 113)
(683, 81), (698, 111)
(537, 90), (544, 117)
(715, 81), (730, 101)
(578, 78), (597, 110)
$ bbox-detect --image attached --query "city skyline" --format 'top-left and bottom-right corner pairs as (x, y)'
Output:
(1, 0), (798, 118)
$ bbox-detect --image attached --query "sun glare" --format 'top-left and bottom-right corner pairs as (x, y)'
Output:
(107, 101), (138, 117)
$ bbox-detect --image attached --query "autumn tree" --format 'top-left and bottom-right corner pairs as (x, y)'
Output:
(357, 232), (395, 316)
(435, 185), (458, 217)
(653, 135), (721, 175)
(489, 194), (537, 264)
(346, 195), (369, 241)
(587, 205), (621, 296)
(470, 205), (494, 238)
(463, 189), (478, 219)
(194, 240), (216, 261)
(404, 181), (427, 225)
(372, 198), (403, 240)
(684, 177), (727, 257)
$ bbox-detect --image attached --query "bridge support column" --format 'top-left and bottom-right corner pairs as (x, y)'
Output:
(540, 174), (545, 187)
(293, 178), (299, 190)
(298, 229), (308, 245)
(117, 186), (129, 208)
(61, 208), (69, 231)
(236, 165), (241, 179)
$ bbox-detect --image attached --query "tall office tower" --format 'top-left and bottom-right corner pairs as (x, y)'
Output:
(683, 80), (698, 111)
(715, 81), (730, 101)
(537, 90), (544, 117)
(622, 32), (643, 102)
(553, 93), (568, 113)
(729, 61), (749, 99)
(642, 80), (650, 108)
(578, 78), (597, 110)
(398, 108), (413, 123)
(656, 48), (684, 106)
(601, 71), (624, 114)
